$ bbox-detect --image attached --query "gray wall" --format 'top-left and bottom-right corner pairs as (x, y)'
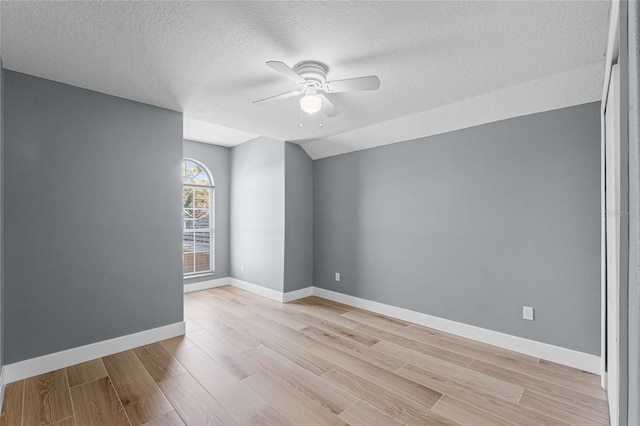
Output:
(230, 137), (285, 292)
(284, 142), (313, 292)
(314, 102), (601, 355)
(3, 71), (183, 363)
(628, 1), (639, 422)
(183, 140), (231, 282)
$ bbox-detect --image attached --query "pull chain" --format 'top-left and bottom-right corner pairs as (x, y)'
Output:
(299, 107), (303, 128)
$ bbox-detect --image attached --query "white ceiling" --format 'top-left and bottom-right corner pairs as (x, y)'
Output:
(1, 1), (609, 158)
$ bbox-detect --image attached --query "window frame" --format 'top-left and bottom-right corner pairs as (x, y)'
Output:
(182, 158), (215, 277)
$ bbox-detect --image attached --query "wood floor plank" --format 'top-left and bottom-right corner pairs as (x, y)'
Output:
(214, 382), (268, 422)
(0, 381), (23, 426)
(102, 350), (174, 425)
(303, 325), (405, 371)
(373, 340), (524, 402)
(239, 407), (294, 426)
(197, 294), (257, 321)
(23, 369), (74, 426)
(245, 304), (309, 331)
(290, 297), (350, 316)
(519, 389), (609, 425)
(244, 314), (319, 350)
(194, 309), (256, 337)
(537, 359), (601, 384)
(174, 345), (267, 421)
(398, 363), (568, 425)
(66, 359), (108, 388)
(353, 323), (474, 367)
(337, 400), (403, 426)
(185, 328), (220, 347)
(70, 376), (130, 426)
(295, 312), (380, 346)
(241, 372), (347, 426)
(157, 336), (195, 355)
(321, 367), (453, 425)
(49, 417), (77, 426)
(158, 373), (236, 426)
(432, 395), (514, 426)
(433, 334), (540, 370)
(467, 359), (609, 418)
(479, 354), (606, 400)
(309, 343), (442, 409)
(247, 327), (334, 375)
(290, 303), (367, 330)
(340, 309), (412, 330)
(243, 345), (356, 415)
(184, 319), (202, 333)
(197, 338), (261, 380)
(173, 346), (239, 396)
(141, 411), (185, 426)
(199, 309), (258, 336)
(190, 315), (259, 351)
(133, 342), (187, 383)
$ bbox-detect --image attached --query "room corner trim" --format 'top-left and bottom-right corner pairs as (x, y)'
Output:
(228, 278), (313, 302)
(312, 287), (601, 374)
(229, 278), (285, 301)
(2, 321), (185, 384)
(184, 277), (230, 293)
(282, 286), (314, 302)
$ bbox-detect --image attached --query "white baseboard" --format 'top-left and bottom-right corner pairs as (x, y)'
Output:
(184, 277), (230, 293)
(3, 321), (185, 384)
(229, 278), (285, 302)
(228, 278), (313, 303)
(283, 286), (314, 302)
(313, 287), (601, 375)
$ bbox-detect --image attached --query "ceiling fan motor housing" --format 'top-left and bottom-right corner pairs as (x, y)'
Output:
(294, 61), (328, 88)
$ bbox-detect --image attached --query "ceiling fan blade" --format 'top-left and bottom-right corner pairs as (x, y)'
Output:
(266, 61), (306, 84)
(325, 75), (380, 93)
(253, 90), (302, 104)
(318, 94), (340, 117)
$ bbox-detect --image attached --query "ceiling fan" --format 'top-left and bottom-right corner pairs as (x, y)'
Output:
(253, 60), (381, 117)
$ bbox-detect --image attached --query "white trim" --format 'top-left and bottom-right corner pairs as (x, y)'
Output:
(184, 277), (230, 293)
(2, 321), (185, 384)
(282, 286), (314, 302)
(312, 288), (601, 374)
(228, 278), (313, 303)
(601, 0), (620, 111)
(230, 278), (285, 302)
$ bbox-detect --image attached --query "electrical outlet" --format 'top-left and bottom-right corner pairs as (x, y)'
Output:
(335, 272), (340, 281)
(241, 264), (245, 272)
(523, 306), (534, 321)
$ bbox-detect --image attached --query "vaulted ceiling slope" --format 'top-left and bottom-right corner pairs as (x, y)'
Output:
(1, 1), (609, 158)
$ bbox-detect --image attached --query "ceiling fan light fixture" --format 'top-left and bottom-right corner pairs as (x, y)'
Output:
(300, 88), (322, 114)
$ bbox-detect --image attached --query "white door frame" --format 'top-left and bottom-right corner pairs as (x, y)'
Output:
(605, 63), (621, 425)
(601, 1), (629, 424)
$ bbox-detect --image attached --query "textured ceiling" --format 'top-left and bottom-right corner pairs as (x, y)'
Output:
(1, 1), (609, 157)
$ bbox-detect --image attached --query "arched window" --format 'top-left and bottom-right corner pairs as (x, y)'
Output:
(183, 159), (214, 276)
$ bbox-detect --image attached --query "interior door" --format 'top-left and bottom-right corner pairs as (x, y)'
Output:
(605, 63), (620, 425)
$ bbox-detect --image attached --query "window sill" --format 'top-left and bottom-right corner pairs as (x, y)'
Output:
(184, 272), (215, 280)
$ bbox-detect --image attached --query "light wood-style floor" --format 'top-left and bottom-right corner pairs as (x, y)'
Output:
(1, 286), (609, 425)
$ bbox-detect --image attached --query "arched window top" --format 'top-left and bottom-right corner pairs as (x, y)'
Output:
(183, 159), (213, 187)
